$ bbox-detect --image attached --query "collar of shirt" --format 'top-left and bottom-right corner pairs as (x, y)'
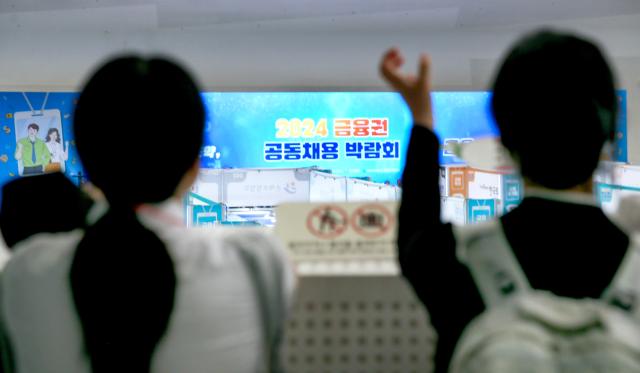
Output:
(86, 199), (185, 228)
(135, 199), (184, 228)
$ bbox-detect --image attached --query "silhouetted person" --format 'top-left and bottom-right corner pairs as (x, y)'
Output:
(381, 30), (626, 372)
(0, 174), (89, 373)
(0, 172), (92, 250)
(1, 57), (294, 373)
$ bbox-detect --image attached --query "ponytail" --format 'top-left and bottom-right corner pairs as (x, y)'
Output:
(71, 56), (202, 371)
(70, 207), (176, 372)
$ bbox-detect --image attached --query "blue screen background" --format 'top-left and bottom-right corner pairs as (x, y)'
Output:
(0, 90), (628, 202)
(201, 91), (502, 183)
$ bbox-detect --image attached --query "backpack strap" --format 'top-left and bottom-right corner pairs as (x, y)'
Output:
(602, 234), (640, 319)
(232, 234), (286, 373)
(455, 220), (531, 308)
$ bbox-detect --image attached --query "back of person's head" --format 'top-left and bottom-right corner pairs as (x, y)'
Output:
(0, 172), (92, 249)
(491, 29), (617, 189)
(71, 56), (204, 372)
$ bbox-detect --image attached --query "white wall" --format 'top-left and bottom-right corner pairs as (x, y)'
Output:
(0, 12), (638, 160)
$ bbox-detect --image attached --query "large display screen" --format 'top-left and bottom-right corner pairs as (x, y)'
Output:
(0, 90), (628, 197)
(201, 92), (500, 183)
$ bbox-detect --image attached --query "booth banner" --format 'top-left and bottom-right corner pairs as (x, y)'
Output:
(346, 177), (398, 201)
(612, 164), (640, 188)
(441, 196), (466, 225)
(467, 198), (496, 223)
(616, 91), (628, 162)
(192, 169), (223, 205)
(223, 168), (311, 207)
(184, 191), (228, 227)
(275, 202), (398, 275)
(309, 171), (348, 202)
(441, 197), (497, 225)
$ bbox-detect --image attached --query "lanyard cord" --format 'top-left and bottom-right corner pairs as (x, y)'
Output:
(21, 92), (49, 115)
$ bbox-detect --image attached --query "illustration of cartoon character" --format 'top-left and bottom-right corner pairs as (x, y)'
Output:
(45, 128), (69, 172)
(15, 123), (50, 175)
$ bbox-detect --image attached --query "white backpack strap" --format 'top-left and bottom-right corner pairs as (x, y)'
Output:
(602, 234), (640, 319)
(455, 220), (531, 308)
(230, 234), (286, 373)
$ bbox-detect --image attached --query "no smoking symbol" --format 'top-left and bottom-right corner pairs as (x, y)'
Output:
(351, 204), (393, 238)
(306, 205), (349, 239)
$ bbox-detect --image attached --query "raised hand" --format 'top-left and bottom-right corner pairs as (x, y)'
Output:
(379, 48), (434, 130)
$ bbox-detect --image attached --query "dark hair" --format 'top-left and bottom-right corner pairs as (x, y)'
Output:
(0, 172), (92, 249)
(27, 123), (39, 132)
(70, 57), (205, 372)
(491, 30), (617, 189)
(45, 128), (61, 143)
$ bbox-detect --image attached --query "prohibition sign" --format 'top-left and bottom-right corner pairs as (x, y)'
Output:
(306, 205), (349, 239)
(351, 204), (394, 238)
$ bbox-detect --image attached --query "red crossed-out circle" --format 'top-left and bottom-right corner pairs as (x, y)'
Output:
(350, 204), (394, 238)
(306, 205), (349, 239)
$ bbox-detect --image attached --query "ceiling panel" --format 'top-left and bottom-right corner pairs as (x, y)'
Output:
(457, 0), (640, 28)
(0, 4), (158, 31)
(0, 0), (639, 32)
(0, 0), (153, 13)
(229, 7), (460, 32)
(155, 0), (449, 28)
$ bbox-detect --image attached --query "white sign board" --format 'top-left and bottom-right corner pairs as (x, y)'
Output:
(614, 165), (640, 188)
(191, 169), (223, 205)
(347, 179), (398, 202)
(441, 196), (466, 225)
(224, 168), (310, 207)
(467, 170), (503, 200)
(309, 171), (347, 202)
(275, 202), (399, 276)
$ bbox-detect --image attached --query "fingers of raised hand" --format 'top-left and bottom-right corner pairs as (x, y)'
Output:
(380, 48), (409, 90)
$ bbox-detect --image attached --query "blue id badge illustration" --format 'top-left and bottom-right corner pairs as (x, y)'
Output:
(14, 109), (66, 176)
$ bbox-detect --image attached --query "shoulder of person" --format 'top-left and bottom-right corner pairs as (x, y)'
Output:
(2, 230), (84, 284)
(180, 227), (295, 290)
(214, 227), (297, 307)
(185, 227), (285, 259)
(162, 226), (286, 268)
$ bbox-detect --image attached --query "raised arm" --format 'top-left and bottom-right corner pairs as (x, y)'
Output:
(379, 48), (484, 373)
(379, 47), (447, 285)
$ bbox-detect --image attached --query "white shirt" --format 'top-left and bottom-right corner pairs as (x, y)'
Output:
(46, 141), (65, 163)
(0, 234), (9, 270)
(1, 200), (295, 373)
